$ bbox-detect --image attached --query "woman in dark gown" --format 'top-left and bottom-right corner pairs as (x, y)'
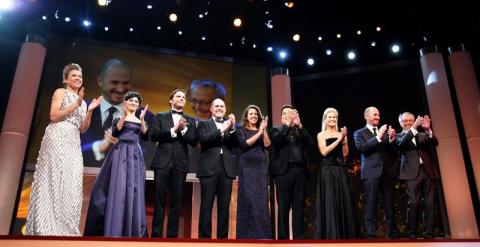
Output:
(84, 92), (149, 237)
(315, 107), (357, 239)
(236, 105), (272, 239)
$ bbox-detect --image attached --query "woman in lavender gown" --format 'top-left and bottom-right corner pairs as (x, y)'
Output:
(236, 105), (272, 239)
(84, 91), (149, 237)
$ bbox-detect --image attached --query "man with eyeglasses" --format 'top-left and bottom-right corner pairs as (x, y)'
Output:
(187, 79), (227, 121)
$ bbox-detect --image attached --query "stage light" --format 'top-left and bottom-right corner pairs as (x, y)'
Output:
(357, 30), (362, 35)
(169, 13), (178, 22)
(129, 27), (134, 32)
(336, 33), (341, 39)
(267, 46), (273, 52)
(252, 44), (257, 48)
(201, 36), (206, 40)
(198, 14), (203, 18)
(326, 49), (332, 56)
(83, 20), (91, 27)
(104, 26), (109, 31)
(265, 20), (273, 29)
(229, 42), (233, 47)
(233, 18), (242, 27)
(0, 0), (14, 10)
(147, 5), (152, 9)
(318, 36), (323, 41)
(278, 50), (288, 60)
(65, 17), (70, 22)
(156, 25), (161, 30)
(391, 44), (400, 53)
(347, 51), (356, 60)
(376, 26), (381, 32)
(307, 58), (315, 66)
(371, 41), (376, 47)
(285, 2), (294, 8)
(97, 0), (112, 7)
(178, 30), (183, 35)
(292, 34), (300, 42)
(42, 15), (47, 20)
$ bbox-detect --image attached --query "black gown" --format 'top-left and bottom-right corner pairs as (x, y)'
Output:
(315, 137), (357, 239)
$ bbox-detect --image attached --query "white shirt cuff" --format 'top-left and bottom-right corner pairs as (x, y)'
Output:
(376, 136), (382, 142)
(170, 128), (177, 138)
(92, 140), (106, 161)
(181, 126), (188, 136)
(411, 128), (418, 136)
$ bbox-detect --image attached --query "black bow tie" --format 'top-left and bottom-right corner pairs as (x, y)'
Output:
(214, 118), (224, 123)
(171, 110), (183, 115)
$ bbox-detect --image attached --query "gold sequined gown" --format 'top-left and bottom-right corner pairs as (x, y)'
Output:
(26, 89), (86, 236)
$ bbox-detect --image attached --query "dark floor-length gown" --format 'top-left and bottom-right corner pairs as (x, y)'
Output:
(315, 137), (357, 239)
(236, 127), (272, 239)
(84, 120), (148, 237)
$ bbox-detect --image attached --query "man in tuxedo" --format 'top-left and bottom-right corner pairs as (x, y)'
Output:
(80, 58), (154, 167)
(196, 98), (239, 239)
(395, 113), (439, 239)
(150, 89), (198, 238)
(269, 105), (313, 240)
(353, 106), (398, 239)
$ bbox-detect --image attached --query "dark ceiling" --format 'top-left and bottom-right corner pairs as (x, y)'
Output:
(1, 1), (480, 76)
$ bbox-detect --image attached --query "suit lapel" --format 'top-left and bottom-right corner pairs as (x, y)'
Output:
(166, 112), (174, 128)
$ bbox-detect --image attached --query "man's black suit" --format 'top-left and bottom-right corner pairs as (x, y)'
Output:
(395, 129), (439, 237)
(196, 118), (239, 238)
(150, 111), (197, 237)
(269, 124), (313, 239)
(353, 126), (398, 238)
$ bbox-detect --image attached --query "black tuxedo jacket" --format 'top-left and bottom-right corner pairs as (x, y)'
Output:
(196, 118), (239, 179)
(269, 124), (313, 175)
(150, 112), (198, 171)
(395, 130), (439, 180)
(353, 126), (397, 180)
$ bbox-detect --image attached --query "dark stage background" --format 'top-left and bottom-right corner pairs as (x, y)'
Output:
(290, 59), (449, 238)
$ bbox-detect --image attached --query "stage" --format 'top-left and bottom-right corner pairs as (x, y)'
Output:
(1, 237), (480, 247)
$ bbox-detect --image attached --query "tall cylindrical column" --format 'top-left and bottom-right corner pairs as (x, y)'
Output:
(447, 44), (480, 200)
(270, 67), (291, 125)
(419, 47), (479, 238)
(0, 34), (46, 234)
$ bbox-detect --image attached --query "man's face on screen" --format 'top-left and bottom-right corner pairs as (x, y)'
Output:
(98, 66), (131, 105)
(190, 87), (216, 120)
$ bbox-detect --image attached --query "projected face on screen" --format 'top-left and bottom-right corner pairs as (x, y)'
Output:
(188, 79), (227, 120)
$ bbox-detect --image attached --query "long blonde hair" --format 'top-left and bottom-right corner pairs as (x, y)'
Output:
(321, 107), (339, 131)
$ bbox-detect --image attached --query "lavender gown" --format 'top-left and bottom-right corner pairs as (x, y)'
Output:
(84, 120), (148, 237)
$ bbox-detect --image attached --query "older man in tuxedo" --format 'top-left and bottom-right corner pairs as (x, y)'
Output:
(269, 105), (313, 240)
(196, 98), (239, 239)
(150, 89), (198, 238)
(353, 106), (398, 239)
(395, 113), (439, 239)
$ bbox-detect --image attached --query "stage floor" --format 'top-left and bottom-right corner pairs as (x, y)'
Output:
(1, 237), (480, 247)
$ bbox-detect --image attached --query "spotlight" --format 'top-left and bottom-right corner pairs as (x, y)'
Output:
(0, 0), (14, 10)
(370, 41), (376, 47)
(169, 13), (178, 22)
(325, 49), (332, 56)
(129, 27), (134, 32)
(201, 36), (206, 40)
(265, 20), (273, 29)
(198, 14), (203, 18)
(83, 20), (91, 27)
(317, 36), (323, 41)
(391, 44), (400, 53)
(278, 50), (288, 60)
(267, 46), (273, 52)
(147, 5), (152, 9)
(285, 1), (294, 8)
(156, 25), (161, 30)
(97, 0), (112, 7)
(104, 26), (109, 31)
(229, 42), (233, 47)
(252, 44), (257, 48)
(292, 34), (300, 42)
(336, 33), (341, 39)
(64, 17), (70, 22)
(307, 58), (315, 66)
(178, 30), (183, 35)
(376, 26), (381, 32)
(233, 18), (242, 27)
(357, 30), (362, 35)
(42, 15), (47, 20)
(347, 51), (356, 60)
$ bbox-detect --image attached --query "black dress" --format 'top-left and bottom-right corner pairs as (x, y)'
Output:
(236, 127), (272, 239)
(315, 137), (357, 239)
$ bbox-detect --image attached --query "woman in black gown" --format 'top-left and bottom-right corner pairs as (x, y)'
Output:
(315, 107), (357, 239)
(236, 105), (272, 239)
